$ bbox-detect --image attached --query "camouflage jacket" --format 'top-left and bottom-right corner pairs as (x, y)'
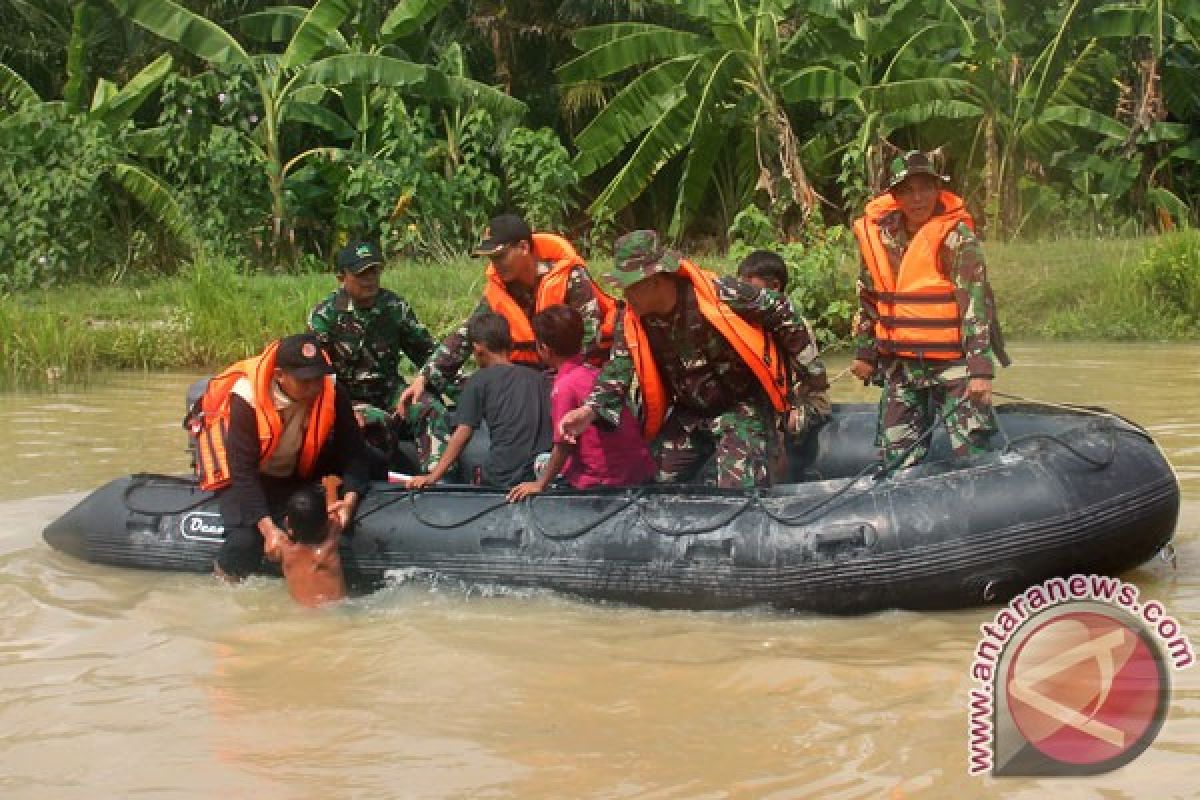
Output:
(308, 287), (436, 410)
(853, 206), (996, 386)
(586, 276), (828, 427)
(418, 263), (607, 393)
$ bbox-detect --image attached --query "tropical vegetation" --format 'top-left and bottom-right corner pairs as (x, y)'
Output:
(1, 0), (1198, 360)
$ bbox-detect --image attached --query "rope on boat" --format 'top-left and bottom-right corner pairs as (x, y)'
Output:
(122, 473), (216, 515)
(527, 489), (647, 540)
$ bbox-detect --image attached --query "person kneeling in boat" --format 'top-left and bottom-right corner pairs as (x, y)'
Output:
(308, 239), (436, 479)
(408, 312), (552, 490)
(558, 231), (827, 489)
(848, 150), (1009, 470)
(736, 250), (831, 482)
(264, 484), (346, 608)
(507, 305), (655, 502)
(190, 333), (370, 581)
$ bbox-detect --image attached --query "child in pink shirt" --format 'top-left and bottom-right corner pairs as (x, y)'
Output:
(507, 305), (655, 501)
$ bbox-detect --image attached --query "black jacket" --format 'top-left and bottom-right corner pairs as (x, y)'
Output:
(221, 382), (369, 525)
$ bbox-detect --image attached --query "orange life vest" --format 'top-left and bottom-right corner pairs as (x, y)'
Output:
(190, 340), (337, 491)
(623, 260), (791, 441)
(852, 190), (973, 361)
(483, 232), (617, 365)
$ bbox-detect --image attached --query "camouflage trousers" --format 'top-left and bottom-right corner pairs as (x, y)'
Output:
(355, 403), (422, 476)
(655, 400), (771, 489)
(406, 392), (453, 473)
(876, 376), (997, 471)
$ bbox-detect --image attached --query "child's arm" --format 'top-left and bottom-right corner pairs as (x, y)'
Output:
(408, 424), (474, 489)
(507, 442), (572, 502)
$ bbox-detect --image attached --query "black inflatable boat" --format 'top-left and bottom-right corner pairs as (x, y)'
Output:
(43, 403), (1178, 613)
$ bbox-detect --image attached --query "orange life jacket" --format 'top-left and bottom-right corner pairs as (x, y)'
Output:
(483, 232), (617, 365)
(852, 190), (973, 361)
(190, 340), (337, 491)
(623, 260), (790, 441)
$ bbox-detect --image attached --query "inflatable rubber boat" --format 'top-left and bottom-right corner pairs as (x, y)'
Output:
(43, 403), (1178, 613)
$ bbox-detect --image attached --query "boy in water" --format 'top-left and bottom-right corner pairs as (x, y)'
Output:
(266, 484), (346, 608)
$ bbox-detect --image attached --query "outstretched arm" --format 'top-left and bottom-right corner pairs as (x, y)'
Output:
(407, 424), (474, 489)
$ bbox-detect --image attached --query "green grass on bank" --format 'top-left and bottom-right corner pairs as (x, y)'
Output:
(1, 231), (1197, 389)
(0, 255), (485, 389)
(988, 237), (1178, 340)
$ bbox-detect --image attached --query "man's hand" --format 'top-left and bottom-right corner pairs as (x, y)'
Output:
(850, 359), (875, 382)
(558, 406), (597, 445)
(395, 375), (427, 417)
(967, 377), (992, 406)
(406, 474), (436, 491)
(326, 493), (357, 537)
(262, 521), (287, 562)
(507, 481), (545, 503)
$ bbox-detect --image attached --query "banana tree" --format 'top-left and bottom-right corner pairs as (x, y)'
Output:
(558, 0), (838, 239)
(1085, 0), (1200, 224)
(111, 0), (525, 258)
(780, 0), (966, 207)
(861, 0), (1132, 236)
(1, 54), (192, 243)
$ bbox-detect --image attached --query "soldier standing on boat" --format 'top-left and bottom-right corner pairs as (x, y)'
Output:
(850, 150), (1010, 470)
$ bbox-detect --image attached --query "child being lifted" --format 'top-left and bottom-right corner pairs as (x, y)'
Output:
(266, 483), (346, 608)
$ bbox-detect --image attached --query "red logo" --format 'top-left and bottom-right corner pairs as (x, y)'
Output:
(301, 342), (317, 359)
(1001, 608), (1168, 773)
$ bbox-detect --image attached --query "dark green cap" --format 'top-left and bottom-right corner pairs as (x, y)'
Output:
(603, 230), (682, 290)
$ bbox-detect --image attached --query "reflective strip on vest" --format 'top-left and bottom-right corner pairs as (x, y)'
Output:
(624, 261), (790, 441)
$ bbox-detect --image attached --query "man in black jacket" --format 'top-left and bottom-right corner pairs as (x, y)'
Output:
(208, 333), (370, 581)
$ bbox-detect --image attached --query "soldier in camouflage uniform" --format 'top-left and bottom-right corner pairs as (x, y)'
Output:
(850, 151), (1010, 471)
(308, 240), (436, 475)
(397, 214), (611, 473)
(559, 231), (830, 489)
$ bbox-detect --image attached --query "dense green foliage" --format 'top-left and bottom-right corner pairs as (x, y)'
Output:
(1, 1), (1197, 306)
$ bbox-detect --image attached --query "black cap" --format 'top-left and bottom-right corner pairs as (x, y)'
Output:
(473, 214), (532, 256)
(275, 333), (335, 379)
(335, 240), (384, 274)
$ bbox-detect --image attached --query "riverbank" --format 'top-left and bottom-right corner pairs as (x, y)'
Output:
(1, 232), (1196, 388)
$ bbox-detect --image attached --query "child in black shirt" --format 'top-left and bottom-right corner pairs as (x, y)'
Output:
(407, 313), (551, 489)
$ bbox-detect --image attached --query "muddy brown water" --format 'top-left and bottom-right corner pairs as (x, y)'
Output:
(1, 343), (1197, 798)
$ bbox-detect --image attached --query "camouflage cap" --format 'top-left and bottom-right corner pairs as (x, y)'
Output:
(603, 230), (682, 290)
(886, 150), (946, 191)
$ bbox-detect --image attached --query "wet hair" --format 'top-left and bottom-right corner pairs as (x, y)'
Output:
(737, 250), (789, 292)
(285, 485), (328, 545)
(531, 304), (584, 358)
(468, 311), (513, 354)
